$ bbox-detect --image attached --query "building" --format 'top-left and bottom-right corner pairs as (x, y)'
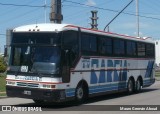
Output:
(155, 40), (160, 67)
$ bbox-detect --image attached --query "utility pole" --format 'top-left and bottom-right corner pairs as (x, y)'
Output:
(50, 0), (63, 23)
(136, 0), (139, 37)
(44, 0), (47, 23)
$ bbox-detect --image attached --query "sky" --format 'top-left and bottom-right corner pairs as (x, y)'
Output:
(1, 0), (160, 53)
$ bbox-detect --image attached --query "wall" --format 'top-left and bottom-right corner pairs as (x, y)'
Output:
(155, 40), (160, 66)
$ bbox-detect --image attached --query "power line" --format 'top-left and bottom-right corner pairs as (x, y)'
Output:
(104, 0), (134, 31)
(0, 7), (43, 25)
(0, 2), (72, 9)
(0, 2), (50, 8)
(140, 0), (160, 13)
(0, 0), (39, 16)
(1, 1), (160, 22)
(64, 0), (160, 21)
(1, 1), (160, 25)
(64, 0), (119, 13)
(0, 1), (52, 25)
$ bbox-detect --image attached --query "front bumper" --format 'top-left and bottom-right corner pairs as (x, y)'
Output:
(6, 86), (71, 102)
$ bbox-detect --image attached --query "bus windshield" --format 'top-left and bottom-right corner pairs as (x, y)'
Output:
(10, 46), (61, 75)
(31, 46), (60, 74)
(9, 32), (61, 75)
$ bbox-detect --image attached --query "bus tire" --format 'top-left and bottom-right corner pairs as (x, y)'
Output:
(33, 99), (44, 104)
(135, 78), (142, 92)
(75, 82), (87, 103)
(127, 78), (134, 94)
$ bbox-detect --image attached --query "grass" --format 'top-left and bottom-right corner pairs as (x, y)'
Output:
(155, 71), (160, 77)
(0, 93), (6, 97)
(0, 73), (6, 96)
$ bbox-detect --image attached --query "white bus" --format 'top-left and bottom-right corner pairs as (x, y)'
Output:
(6, 23), (155, 103)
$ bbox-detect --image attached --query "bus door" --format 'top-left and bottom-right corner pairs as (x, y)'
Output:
(61, 49), (71, 83)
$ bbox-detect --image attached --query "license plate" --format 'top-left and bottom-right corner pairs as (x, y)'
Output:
(23, 90), (31, 95)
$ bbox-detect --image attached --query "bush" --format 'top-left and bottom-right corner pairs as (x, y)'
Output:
(0, 56), (7, 73)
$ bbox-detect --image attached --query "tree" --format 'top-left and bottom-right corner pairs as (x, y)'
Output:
(0, 56), (7, 73)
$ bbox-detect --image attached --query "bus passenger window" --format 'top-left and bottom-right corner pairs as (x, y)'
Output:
(81, 34), (97, 54)
(137, 43), (146, 57)
(146, 44), (154, 57)
(113, 39), (125, 56)
(127, 41), (137, 57)
(99, 37), (112, 55)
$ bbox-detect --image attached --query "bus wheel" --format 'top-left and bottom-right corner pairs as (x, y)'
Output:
(136, 78), (142, 92)
(33, 99), (44, 104)
(127, 79), (134, 94)
(75, 84), (85, 103)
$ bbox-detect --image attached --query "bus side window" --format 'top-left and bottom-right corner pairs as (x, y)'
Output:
(113, 39), (125, 56)
(63, 31), (79, 67)
(81, 35), (90, 52)
(137, 43), (146, 57)
(146, 44), (155, 58)
(127, 41), (137, 57)
(98, 37), (112, 56)
(81, 34), (97, 55)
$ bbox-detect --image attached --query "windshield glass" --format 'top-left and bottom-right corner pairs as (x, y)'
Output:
(10, 46), (61, 74)
(12, 46), (30, 66)
(31, 46), (60, 74)
(9, 32), (61, 75)
(12, 32), (61, 45)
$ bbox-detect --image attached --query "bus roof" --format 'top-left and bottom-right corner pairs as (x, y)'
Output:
(13, 23), (69, 32)
(13, 23), (154, 44)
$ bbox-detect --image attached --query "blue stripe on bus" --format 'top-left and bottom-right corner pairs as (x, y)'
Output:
(89, 82), (127, 94)
(65, 88), (75, 97)
(145, 61), (154, 78)
(65, 79), (154, 97)
(143, 79), (155, 86)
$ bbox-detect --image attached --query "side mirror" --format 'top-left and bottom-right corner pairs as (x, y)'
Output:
(4, 47), (7, 57)
(65, 50), (70, 65)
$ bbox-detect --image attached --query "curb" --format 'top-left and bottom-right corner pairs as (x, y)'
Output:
(0, 96), (7, 99)
(0, 92), (7, 99)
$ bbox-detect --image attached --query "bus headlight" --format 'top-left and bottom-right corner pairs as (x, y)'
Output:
(7, 81), (16, 86)
(42, 84), (56, 89)
(42, 84), (50, 88)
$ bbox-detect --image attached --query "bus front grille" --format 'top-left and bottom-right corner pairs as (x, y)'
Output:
(17, 82), (39, 88)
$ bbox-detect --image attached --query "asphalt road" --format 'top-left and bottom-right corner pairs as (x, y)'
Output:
(0, 81), (160, 114)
